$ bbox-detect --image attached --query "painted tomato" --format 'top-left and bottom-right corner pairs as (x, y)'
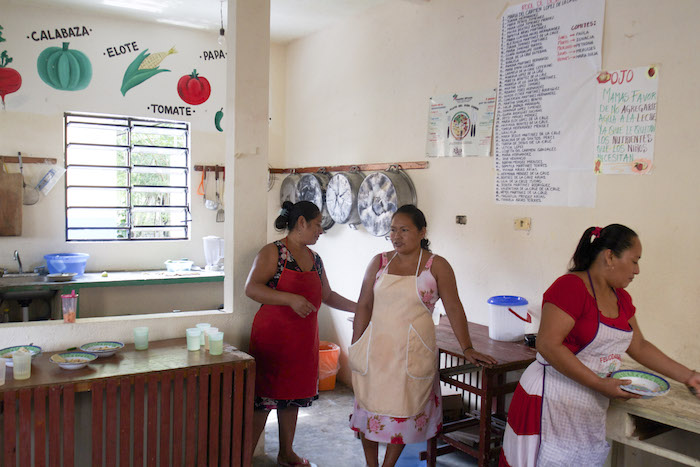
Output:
(177, 69), (211, 105)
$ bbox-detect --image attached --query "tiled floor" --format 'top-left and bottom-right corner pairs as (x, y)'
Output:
(252, 382), (479, 467)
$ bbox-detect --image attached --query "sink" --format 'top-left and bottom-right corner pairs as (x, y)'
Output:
(0, 274), (54, 301)
(0, 273), (47, 285)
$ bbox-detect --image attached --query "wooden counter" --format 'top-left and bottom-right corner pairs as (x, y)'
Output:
(0, 270), (224, 319)
(424, 316), (537, 467)
(607, 360), (700, 466)
(1, 338), (254, 467)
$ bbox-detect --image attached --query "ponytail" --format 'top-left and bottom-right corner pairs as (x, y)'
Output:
(569, 224), (638, 271)
(274, 200), (320, 232)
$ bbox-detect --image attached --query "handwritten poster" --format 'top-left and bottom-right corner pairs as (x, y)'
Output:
(594, 66), (658, 174)
(495, 0), (605, 206)
(426, 90), (496, 158)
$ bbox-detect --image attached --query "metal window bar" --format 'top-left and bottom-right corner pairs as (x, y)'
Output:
(64, 112), (191, 242)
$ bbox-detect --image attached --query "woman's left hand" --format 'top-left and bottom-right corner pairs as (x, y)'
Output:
(464, 348), (498, 367)
(686, 370), (700, 399)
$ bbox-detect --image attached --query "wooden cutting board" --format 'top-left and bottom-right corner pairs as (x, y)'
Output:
(0, 170), (23, 236)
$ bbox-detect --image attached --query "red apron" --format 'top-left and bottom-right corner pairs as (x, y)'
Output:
(249, 248), (323, 400)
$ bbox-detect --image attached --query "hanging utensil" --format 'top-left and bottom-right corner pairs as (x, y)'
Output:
(215, 166), (225, 222)
(203, 168), (219, 210)
(18, 152), (40, 205)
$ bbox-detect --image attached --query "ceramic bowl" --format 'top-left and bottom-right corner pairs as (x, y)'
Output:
(79, 341), (124, 357)
(50, 351), (97, 370)
(611, 369), (670, 398)
(0, 345), (42, 367)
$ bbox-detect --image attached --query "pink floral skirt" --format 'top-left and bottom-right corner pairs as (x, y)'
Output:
(349, 376), (443, 444)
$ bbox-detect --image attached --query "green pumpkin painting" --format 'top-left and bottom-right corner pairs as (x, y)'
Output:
(37, 42), (92, 91)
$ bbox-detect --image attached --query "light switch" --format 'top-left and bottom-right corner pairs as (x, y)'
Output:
(514, 217), (531, 231)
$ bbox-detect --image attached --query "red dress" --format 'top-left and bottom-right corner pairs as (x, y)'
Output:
(249, 241), (323, 404)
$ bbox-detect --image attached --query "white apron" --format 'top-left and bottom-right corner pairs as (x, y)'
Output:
(349, 250), (436, 418)
(536, 277), (633, 466)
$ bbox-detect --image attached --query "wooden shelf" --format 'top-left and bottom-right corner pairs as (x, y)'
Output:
(268, 161), (429, 174)
(1, 155), (58, 164)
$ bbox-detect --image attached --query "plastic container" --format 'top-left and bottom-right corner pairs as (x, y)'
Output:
(196, 323), (211, 345)
(204, 327), (219, 351)
(209, 331), (224, 356)
(318, 341), (340, 391)
(61, 291), (78, 323)
(12, 351), (32, 380)
(164, 260), (194, 272)
(44, 253), (89, 277)
(134, 327), (149, 350)
(487, 295), (531, 342)
(186, 328), (202, 351)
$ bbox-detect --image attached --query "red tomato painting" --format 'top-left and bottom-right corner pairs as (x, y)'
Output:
(177, 69), (211, 105)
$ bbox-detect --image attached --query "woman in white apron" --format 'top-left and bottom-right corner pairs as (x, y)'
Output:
(501, 224), (700, 467)
(349, 205), (497, 467)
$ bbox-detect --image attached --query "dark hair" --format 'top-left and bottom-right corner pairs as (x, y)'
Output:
(569, 224), (638, 272)
(275, 200), (320, 232)
(393, 204), (431, 251)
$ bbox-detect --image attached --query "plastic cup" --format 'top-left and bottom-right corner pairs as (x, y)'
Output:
(0, 359), (5, 386)
(204, 327), (219, 351)
(196, 323), (211, 345)
(186, 328), (202, 351)
(134, 327), (149, 350)
(209, 331), (224, 356)
(12, 351), (32, 380)
(61, 293), (78, 323)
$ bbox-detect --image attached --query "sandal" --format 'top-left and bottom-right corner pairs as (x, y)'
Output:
(277, 456), (315, 467)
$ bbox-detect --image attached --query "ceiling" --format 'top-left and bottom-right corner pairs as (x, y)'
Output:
(15, 0), (391, 44)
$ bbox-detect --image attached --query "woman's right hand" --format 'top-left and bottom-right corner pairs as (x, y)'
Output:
(596, 377), (642, 400)
(288, 294), (317, 318)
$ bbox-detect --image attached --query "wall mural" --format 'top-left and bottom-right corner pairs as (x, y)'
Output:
(214, 108), (224, 132)
(177, 69), (211, 105)
(37, 42), (92, 91)
(3, 8), (229, 132)
(121, 46), (176, 96)
(0, 25), (22, 109)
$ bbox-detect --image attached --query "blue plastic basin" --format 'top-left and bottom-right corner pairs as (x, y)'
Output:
(44, 253), (90, 277)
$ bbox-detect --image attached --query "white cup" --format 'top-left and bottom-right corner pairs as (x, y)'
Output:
(204, 327), (219, 350)
(0, 358), (6, 386)
(12, 351), (32, 380)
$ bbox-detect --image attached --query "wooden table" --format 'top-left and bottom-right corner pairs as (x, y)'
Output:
(1, 339), (255, 467)
(424, 316), (536, 467)
(606, 359), (700, 466)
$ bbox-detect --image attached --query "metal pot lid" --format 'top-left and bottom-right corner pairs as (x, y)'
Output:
(279, 174), (301, 206)
(296, 173), (335, 231)
(326, 172), (365, 225)
(357, 170), (416, 236)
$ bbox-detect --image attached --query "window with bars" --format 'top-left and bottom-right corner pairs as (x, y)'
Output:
(64, 112), (191, 241)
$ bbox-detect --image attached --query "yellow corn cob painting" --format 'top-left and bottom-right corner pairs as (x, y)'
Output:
(138, 47), (177, 70)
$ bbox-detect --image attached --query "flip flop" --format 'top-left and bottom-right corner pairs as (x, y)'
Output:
(277, 457), (316, 467)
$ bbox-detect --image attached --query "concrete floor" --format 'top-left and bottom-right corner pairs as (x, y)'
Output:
(252, 382), (479, 467)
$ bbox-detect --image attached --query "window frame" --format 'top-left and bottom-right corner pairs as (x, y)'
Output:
(64, 111), (192, 242)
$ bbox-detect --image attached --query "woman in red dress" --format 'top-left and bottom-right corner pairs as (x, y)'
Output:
(501, 224), (700, 467)
(246, 200), (356, 467)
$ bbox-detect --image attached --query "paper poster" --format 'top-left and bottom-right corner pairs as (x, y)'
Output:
(594, 66), (658, 174)
(426, 90), (496, 158)
(494, 0), (605, 206)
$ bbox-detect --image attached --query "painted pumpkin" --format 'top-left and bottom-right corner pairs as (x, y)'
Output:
(37, 42), (92, 91)
(177, 69), (211, 105)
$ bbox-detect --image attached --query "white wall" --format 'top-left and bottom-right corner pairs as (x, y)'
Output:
(0, 3), (227, 318)
(0, 0), (271, 353)
(269, 0), (700, 385)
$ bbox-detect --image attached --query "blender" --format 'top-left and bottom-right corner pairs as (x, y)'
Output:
(203, 236), (225, 271)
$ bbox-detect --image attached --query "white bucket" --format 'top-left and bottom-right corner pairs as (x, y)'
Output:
(487, 295), (531, 342)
